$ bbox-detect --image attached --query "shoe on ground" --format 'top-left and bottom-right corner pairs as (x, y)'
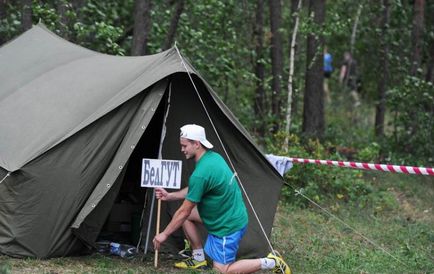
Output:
(174, 257), (208, 269)
(267, 251), (291, 274)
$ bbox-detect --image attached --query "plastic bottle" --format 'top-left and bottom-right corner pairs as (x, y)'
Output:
(110, 242), (121, 256)
(110, 242), (138, 258)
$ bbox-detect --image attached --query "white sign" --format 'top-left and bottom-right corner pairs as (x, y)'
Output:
(141, 158), (182, 189)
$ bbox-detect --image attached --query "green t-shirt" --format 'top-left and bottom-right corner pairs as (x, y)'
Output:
(186, 150), (248, 237)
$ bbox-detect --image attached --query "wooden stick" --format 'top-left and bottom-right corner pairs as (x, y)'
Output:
(154, 199), (162, 268)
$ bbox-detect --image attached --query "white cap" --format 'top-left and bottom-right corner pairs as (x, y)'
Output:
(180, 124), (213, 149)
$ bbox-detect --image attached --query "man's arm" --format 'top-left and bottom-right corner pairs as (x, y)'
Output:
(155, 187), (188, 201)
(153, 199), (196, 250)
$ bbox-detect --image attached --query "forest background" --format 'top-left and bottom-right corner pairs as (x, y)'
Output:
(0, 0), (433, 273)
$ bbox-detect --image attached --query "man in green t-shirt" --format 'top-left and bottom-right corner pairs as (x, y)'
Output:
(153, 124), (290, 274)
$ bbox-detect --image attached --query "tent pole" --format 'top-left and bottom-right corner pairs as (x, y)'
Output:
(143, 190), (156, 254)
(142, 81), (173, 256)
(136, 189), (148, 250)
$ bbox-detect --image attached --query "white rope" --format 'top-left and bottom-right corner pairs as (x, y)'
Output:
(229, 172), (237, 185)
(174, 46), (279, 261)
(294, 188), (410, 269)
(0, 172), (11, 184)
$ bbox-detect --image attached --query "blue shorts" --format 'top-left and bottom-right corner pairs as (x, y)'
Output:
(204, 226), (247, 265)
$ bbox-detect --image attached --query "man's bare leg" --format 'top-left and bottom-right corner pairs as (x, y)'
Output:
(174, 207), (207, 269)
(213, 254), (291, 274)
(213, 259), (261, 274)
(182, 206), (203, 249)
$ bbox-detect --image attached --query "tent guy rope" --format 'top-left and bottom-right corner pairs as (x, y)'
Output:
(293, 188), (410, 269)
(173, 45), (283, 269)
(289, 157), (434, 176)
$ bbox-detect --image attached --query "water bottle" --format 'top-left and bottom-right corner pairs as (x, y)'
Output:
(110, 242), (121, 256)
(110, 242), (137, 258)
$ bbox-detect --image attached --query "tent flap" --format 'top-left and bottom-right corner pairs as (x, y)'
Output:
(71, 80), (167, 244)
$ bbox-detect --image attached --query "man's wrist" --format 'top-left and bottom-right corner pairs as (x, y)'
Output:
(161, 231), (169, 238)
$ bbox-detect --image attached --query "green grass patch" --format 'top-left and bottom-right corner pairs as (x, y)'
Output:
(275, 172), (433, 273)
(0, 173), (432, 273)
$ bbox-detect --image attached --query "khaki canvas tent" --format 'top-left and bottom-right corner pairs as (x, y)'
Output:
(0, 24), (284, 259)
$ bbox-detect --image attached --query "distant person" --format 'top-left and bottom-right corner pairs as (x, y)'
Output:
(339, 51), (360, 107)
(153, 124), (291, 273)
(323, 46), (333, 103)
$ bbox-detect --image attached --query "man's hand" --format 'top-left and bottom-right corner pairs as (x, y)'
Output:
(153, 232), (168, 251)
(155, 188), (170, 201)
(152, 200), (196, 251)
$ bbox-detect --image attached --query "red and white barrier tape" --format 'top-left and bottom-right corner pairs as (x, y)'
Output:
(289, 158), (434, 176)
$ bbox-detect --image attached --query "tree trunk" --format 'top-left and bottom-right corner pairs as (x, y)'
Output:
(406, 0), (425, 142)
(425, 2), (434, 83)
(57, 0), (69, 39)
(253, 0), (266, 139)
(350, 4), (363, 55)
(302, 0), (325, 138)
(71, 0), (85, 9)
(71, 0), (85, 21)
(131, 0), (152, 56)
(163, 0), (185, 50)
(291, 0), (299, 12)
(289, 0), (301, 124)
(21, 0), (32, 32)
(426, 38), (434, 83)
(0, 0), (6, 45)
(284, 0), (302, 150)
(375, 0), (390, 137)
(70, 0), (85, 42)
(410, 0), (425, 76)
(269, 0), (284, 132)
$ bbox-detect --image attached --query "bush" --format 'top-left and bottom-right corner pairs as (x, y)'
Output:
(357, 142), (380, 162)
(386, 76), (434, 165)
(267, 132), (388, 209)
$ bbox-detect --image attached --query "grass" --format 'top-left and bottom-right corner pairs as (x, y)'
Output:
(274, 172), (434, 274)
(0, 172), (432, 274)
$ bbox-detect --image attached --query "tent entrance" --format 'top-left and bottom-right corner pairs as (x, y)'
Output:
(96, 93), (167, 248)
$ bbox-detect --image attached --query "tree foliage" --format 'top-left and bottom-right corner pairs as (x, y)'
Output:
(0, 0), (432, 166)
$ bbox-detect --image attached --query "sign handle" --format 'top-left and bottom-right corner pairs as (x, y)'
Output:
(154, 199), (162, 268)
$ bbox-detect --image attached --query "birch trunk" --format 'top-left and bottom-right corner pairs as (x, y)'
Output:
(284, 0), (302, 150)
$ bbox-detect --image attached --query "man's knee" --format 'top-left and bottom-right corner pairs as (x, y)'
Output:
(187, 206), (202, 223)
(213, 262), (230, 273)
